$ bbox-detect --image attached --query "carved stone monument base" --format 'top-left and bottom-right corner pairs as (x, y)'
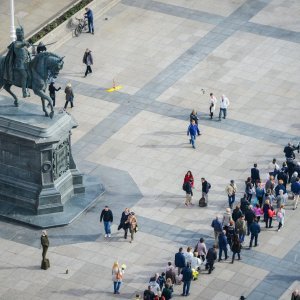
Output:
(0, 96), (104, 228)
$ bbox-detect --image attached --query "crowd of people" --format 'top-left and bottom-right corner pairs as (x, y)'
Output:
(134, 141), (299, 298)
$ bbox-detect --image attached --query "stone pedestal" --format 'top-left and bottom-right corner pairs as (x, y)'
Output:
(0, 96), (103, 227)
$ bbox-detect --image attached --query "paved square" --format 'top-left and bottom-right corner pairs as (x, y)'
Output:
(0, 0), (300, 299)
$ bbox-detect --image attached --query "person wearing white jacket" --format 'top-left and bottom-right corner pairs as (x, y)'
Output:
(219, 95), (230, 120)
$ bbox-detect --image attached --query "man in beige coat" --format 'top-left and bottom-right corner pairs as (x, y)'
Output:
(226, 180), (237, 209)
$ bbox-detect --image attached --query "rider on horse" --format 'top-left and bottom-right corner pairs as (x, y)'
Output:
(3, 26), (31, 98)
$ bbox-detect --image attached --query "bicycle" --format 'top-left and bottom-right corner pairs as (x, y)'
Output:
(74, 17), (88, 37)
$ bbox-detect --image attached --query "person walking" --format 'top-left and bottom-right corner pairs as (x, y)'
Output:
(183, 178), (193, 206)
(245, 177), (254, 202)
(41, 230), (49, 262)
(232, 205), (242, 222)
(251, 163), (260, 187)
(40, 230), (50, 270)
(84, 7), (94, 34)
(268, 158), (280, 178)
(183, 171), (194, 197)
(100, 206), (113, 238)
(83, 48), (93, 77)
(231, 234), (241, 263)
(222, 208), (233, 231)
(226, 180), (237, 209)
(118, 208), (130, 239)
(205, 245), (217, 274)
(112, 261), (124, 294)
(201, 178), (211, 205)
(263, 199), (273, 228)
(181, 263), (193, 297)
(291, 177), (300, 210)
(235, 215), (246, 245)
(218, 94), (230, 120)
(276, 190), (285, 208)
(226, 220), (236, 247)
(196, 237), (207, 262)
(277, 204), (285, 232)
(189, 109), (200, 135)
(64, 83), (74, 109)
(253, 203), (262, 222)
(218, 230), (228, 261)
(187, 119), (199, 149)
(249, 218), (260, 248)
(211, 216), (223, 247)
(175, 247), (186, 276)
(48, 80), (61, 107)
(255, 182), (265, 207)
(245, 205), (256, 235)
(126, 211), (137, 243)
(209, 92), (217, 119)
(275, 179), (287, 196)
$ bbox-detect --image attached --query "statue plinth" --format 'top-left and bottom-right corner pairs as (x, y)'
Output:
(0, 95), (84, 214)
(0, 96), (104, 228)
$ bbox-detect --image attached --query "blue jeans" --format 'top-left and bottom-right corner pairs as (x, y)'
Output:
(228, 194), (235, 208)
(113, 281), (121, 293)
(88, 19), (94, 33)
(239, 232), (245, 243)
(219, 108), (227, 119)
(104, 221), (111, 234)
(218, 246), (228, 260)
(183, 280), (191, 296)
(190, 135), (196, 148)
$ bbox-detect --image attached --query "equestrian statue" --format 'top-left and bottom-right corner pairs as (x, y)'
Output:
(0, 26), (64, 118)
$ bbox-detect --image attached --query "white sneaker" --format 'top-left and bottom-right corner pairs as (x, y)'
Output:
(108, 234), (111, 238)
(104, 234), (108, 238)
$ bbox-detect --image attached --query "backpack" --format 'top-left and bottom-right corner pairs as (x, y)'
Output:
(199, 197), (207, 207)
(182, 182), (187, 192)
(207, 182), (211, 190)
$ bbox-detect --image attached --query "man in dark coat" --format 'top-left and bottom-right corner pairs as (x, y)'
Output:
(201, 177), (211, 204)
(118, 208), (130, 239)
(251, 163), (260, 186)
(218, 230), (228, 261)
(181, 263), (193, 296)
(175, 247), (186, 276)
(205, 245), (217, 274)
(245, 206), (256, 236)
(240, 194), (250, 215)
(100, 206), (113, 238)
(82, 48), (93, 77)
(249, 218), (261, 248)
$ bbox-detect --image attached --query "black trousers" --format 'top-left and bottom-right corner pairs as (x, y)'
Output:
(64, 99), (73, 109)
(85, 65), (92, 76)
(50, 94), (56, 107)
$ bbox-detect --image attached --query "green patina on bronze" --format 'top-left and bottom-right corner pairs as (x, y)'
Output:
(0, 26), (64, 119)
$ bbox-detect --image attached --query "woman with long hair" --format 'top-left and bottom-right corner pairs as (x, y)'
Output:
(112, 261), (124, 294)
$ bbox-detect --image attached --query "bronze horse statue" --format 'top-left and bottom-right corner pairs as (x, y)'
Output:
(0, 52), (64, 119)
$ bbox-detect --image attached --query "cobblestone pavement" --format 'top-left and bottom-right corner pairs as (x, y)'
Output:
(0, 0), (300, 299)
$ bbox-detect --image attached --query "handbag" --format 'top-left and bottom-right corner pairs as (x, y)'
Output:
(116, 269), (123, 280)
(135, 224), (139, 232)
